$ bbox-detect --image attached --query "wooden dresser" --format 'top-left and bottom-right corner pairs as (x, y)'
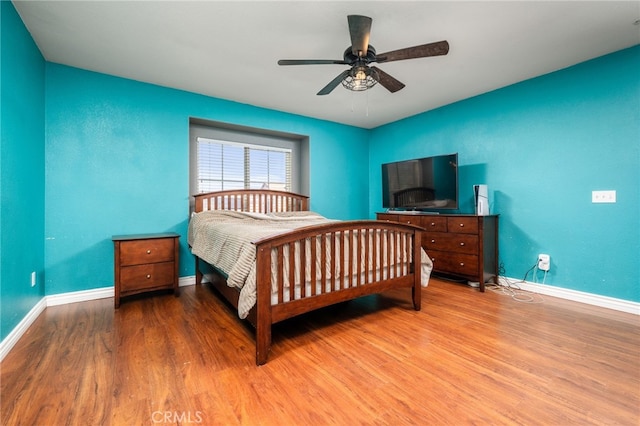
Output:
(377, 213), (499, 292)
(112, 233), (180, 308)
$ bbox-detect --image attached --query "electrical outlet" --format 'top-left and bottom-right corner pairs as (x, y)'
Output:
(538, 254), (550, 272)
(592, 190), (616, 203)
(31, 271), (37, 287)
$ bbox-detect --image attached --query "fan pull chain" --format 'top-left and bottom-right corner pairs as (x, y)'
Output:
(349, 90), (371, 116)
(366, 90), (370, 117)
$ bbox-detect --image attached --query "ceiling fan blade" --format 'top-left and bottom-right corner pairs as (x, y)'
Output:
(376, 40), (449, 63)
(371, 66), (405, 93)
(347, 15), (372, 57)
(278, 59), (348, 66)
(317, 69), (351, 95)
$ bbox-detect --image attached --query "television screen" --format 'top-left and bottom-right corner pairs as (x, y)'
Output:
(382, 153), (458, 210)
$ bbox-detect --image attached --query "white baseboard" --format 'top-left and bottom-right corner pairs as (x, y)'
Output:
(0, 297), (47, 362)
(45, 276), (196, 307)
(0, 277), (197, 362)
(179, 276), (196, 287)
(46, 286), (114, 307)
(498, 276), (640, 315)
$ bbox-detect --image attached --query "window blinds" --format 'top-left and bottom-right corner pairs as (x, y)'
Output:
(196, 137), (292, 193)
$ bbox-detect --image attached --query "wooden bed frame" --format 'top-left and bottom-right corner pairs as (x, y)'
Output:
(192, 189), (424, 365)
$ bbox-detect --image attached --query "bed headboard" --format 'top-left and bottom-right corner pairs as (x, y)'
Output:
(393, 187), (435, 207)
(193, 189), (309, 213)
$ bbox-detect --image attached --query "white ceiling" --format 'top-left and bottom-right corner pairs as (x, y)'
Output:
(13, 1), (640, 129)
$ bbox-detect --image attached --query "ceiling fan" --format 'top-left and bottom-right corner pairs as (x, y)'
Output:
(277, 15), (449, 95)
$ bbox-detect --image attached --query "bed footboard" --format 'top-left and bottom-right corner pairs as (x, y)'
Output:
(252, 220), (423, 365)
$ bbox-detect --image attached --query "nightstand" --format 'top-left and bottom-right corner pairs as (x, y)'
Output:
(112, 232), (180, 308)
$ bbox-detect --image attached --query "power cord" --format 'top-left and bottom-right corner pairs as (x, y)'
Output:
(532, 263), (548, 285)
(486, 260), (545, 304)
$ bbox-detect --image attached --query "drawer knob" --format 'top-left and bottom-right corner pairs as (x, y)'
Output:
(459, 262), (464, 266)
(430, 222), (436, 226)
(146, 249), (151, 254)
(459, 223), (464, 227)
(431, 239), (436, 243)
(460, 242), (465, 246)
(146, 274), (151, 279)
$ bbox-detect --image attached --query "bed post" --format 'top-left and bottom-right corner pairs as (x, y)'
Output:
(255, 244), (273, 365)
(412, 230), (422, 311)
(195, 256), (203, 285)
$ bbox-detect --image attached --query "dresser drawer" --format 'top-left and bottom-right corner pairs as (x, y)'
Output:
(447, 217), (479, 234)
(419, 216), (448, 232)
(423, 232), (479, 255)
(120, 261), (175, 292)
(399, 216), (425, 227)
(119, 238), (175, 266)
(428, 250), (479, 277)
(377, 213), (399, 222)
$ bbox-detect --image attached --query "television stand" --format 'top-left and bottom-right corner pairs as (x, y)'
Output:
(376, 212), (499, 292)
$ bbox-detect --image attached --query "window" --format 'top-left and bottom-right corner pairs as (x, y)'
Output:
(196, 138), (292, 192)
(189, 120), (309, 205)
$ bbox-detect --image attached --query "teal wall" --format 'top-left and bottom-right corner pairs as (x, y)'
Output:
(44, 64), (369, 296)
(369, 46), (640, 302)
(1, 1), (46, 340)
(1, 1), (638, 343)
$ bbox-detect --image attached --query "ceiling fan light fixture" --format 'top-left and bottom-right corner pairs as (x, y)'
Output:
(342, 66), (378, 92)
(278, 15), (449, 95)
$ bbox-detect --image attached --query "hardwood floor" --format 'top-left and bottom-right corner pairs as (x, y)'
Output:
(1, 278), (639, 425)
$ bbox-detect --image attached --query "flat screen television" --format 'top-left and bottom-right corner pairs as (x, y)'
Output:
(381, 153), (458, 210)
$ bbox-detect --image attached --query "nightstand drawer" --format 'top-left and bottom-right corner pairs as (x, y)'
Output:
(119, 238), (175, 266)
(113, 232), (180, 308)
(120, 262), (175, 292)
